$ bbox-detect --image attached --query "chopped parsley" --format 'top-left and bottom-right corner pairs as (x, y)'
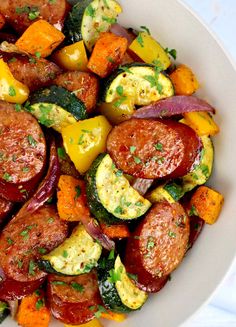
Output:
(168, 231), (176, 238)
(200, 164), (209, 177)
(89, 305), (107, 318)
(114, 206), (123, 215)
(62, 250), (68, 258)
(116, 85), (124, 96)
(8, 57), (17, 63)
(71, 282), (84, 292)
(154, 142), (163, 151)
(146, 237), (155, 250)
(74, 185), (81, 200)
(108, 249), (115, 260)
(48, 0), (57, 3)
(133, 156), (142, 164)
(27, 134), (37, 147)
(115, 169), (123, 177)
(28, 10), (40, 20)
(57, 147), (66, 160)
(2, 172), (12, 182)
(118, 65), (133, 74)
(7, 237), (14, 245)
(140, 25), (151, 35)
(51, 280), (67, 286)
(102, 16), (117, 24)
(8, 86), (16, 97)
(17, 260), (23, 269)
(85, 4), (95, 18)
(38, 248), (47, 254)
(22, 167), (30, 173)
(135, 201), (143, 207)
(137, 33), (144, 47)
(28, 260), (36, 275)
(165, 48), (177, 60)
(108, 266), (123, 283)
(144, 74), (163, 94)
(129, 146), (136, 154)
(29, 56), (37, 64)
(15, 6), (40, 21)
(35, 298), (44, 310)
(78, 134), (84, 145)
(127, 272), (138, 281)
(189, 205), (198, 217)
(47, 217), (54, 224)
(114, 96), (127, 108)
(107, 56), (115, 63)
(35, 51), (41, 58)
(14, 103), (22, 112)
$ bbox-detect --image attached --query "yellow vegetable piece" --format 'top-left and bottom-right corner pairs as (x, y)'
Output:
(101, 311), (126, 322)
(62, 116), (112, 174)
(170, 64), (199, 95)
(190, 186), (224, 225)
(99, 98), (134, 124)
(146, 184), (176, 204)
(183, 111), (219, 136)
(15, 19), (65, 58)
(129, 32), (171, 69)
(64, 318), (103, 327)
(0, 59), (29, 104)
(53, 41), (88, 71)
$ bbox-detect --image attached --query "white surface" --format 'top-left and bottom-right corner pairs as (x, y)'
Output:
(182, 1), (236, 326)
(3, 1), (236, 327)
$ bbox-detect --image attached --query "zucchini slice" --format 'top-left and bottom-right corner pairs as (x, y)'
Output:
(97, 254), (148, 312)
(38, 224), (102, 276)
(147, 136), (214, 203)
(0, 301), (9, 324)
(30, 85), (87, 121)
(86, 153), (151, 224)
(29, 103), (77, 132)
(102, 63), (174, 105)
(64, 0), (122, 51)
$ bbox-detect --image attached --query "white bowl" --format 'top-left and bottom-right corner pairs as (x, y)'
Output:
(4, 0), (236, 326)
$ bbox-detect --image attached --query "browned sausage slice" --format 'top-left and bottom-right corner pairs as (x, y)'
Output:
(0, 275), (45, 301)
(0, 205), (68, 282)
(0, 101), (47, 202)
(107, 118), (202, 179)
(125, 201), (190, 281)
(0, 0), (70, 34)
(54, 71), (99, 114)
(47, 271), (102, 325)
(0, 51), (61, 91)
(0, 197), (14, 227)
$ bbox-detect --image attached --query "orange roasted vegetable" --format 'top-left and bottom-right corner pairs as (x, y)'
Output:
(170, 64), (199, 95)
(0, 13), (5, 30)
(57, 175), (90, 222)
(17, 290), (50, 327)
(190, 186), (224, 225)
(100, 223), (130, 239)
(15, 19), (65, 58)
(101, 311), (126, 322)
(87, 32), (128, 78)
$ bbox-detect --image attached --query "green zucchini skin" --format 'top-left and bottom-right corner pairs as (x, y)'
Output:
(0, 301), (9, 324)
(86, 153), (119, 225)
(97, 256), (131, 313)
(38, 224), (102, 276)
(63, 0), (92, 45)
(101, 63), (174, 103)
(30, 85), (87, 120)
(37, 259), (62, 275)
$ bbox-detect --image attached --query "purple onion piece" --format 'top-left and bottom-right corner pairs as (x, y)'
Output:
(17, 136), (60, 218)
(133, 95), (216, 119)
(132, 178), (154, 196)
(110, 23), (135, 45)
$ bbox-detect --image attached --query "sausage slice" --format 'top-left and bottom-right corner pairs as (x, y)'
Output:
(125, 202), (190, 282)
(54, 71), (99, 113)
(0, 205), (68, 282)
(48, 271), (102, 325)
(0, 197), (14, 227)
(107, 118), (202, 179)
(0, 101), (47, 202)
(0, 51), (61, 91)
(0, 0), (70, 34)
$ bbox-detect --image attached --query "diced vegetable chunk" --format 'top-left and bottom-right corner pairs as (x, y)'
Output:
(170, 64), (199, 95)
(64, 318), (103, 327)
(101, 311), (126, 321)
(190, 186), (224, 224)
(88, 32), (128, 78)
(183, 111), (220, 136)
(15, 20), (65, 58)
(62, 116), (112, 174)
(100, 223), (130, 239)
(99, 98), (134, 124)
(17, 290), (50, 327)
(129, 32), (171, 69)
(0, 59), (29, 104)
(57, 175), (90, 221)
(53, 41), (88, 71)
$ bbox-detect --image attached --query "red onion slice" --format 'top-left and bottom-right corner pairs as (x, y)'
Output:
(132, 178), (154, 196)
(133, 95), (216, 119)
(79, 215), (115, 251)
(17, 136), (60, 218)
(110, 24), (135, 45)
